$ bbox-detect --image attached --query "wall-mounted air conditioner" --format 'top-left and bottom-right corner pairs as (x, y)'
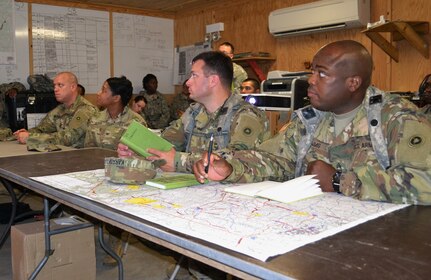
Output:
(268, 0), (370, 37)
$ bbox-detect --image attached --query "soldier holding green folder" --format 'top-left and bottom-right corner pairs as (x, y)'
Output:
(117, 51), (270, 173)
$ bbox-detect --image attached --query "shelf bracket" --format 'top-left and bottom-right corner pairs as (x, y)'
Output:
(363, 21), (429, 63)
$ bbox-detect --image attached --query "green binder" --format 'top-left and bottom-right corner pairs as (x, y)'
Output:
(120, 120), (173, 157)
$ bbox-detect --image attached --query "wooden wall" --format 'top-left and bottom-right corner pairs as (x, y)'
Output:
(175, 0), (431, 92)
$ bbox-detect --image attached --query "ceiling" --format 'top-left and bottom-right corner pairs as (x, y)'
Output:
(57, 0), (222, 14)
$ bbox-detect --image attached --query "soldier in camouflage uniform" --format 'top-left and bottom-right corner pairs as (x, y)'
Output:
(169, 79), (193, 122)
(14, 72), (97, 149)
(139, 74), (171, 129)
(118, 50), (270, 280)
(219, 42), (248, 95)
(85, 76), (147, 150)
(119, 51), (270, 174)
(0, 81), (26, 128)
(194, 40), (431, 205)
(85, 76), (147, 266)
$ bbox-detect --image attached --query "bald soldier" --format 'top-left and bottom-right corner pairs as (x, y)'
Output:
(194, 40), (431, 205)
(118, 51), (270, 173)
(14, 72), (97, 149)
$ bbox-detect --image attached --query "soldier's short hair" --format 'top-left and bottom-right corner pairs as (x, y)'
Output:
(106, 76), (133, 107)
(142, 74), (157, 89)
(192, 51), (233, 90)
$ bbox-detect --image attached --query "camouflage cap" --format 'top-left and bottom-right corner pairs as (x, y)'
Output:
(0, 82), (26, 94)
(105, 157), (157, 184)
(26, 135), (61, 152)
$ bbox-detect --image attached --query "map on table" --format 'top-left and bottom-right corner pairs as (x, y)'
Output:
(31, 169), (408, 261)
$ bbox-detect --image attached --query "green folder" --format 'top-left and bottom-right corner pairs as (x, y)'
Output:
(120, 120), (173, 157)
(146, 174), (201, 189)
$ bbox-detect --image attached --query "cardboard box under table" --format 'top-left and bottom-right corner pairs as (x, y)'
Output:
(11, 217), (96, 280)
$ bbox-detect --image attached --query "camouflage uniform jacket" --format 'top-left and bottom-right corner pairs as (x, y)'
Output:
(140, 91), (171, 129)
(225, 88), (431, 205)
(232, 62), (248, 95)
(27, 95), (97, 148)
(162, 93), (270, 173)
(419, 104), (431, 117)
(0, 82), (26, 127)
(84, 106), (147, 150)
(169, 92), (193, 121)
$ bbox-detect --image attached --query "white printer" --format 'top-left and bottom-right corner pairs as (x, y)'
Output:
(243, 71), (310, 111)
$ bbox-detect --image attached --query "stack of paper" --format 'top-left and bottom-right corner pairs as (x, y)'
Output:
(224, 175), (321, 204)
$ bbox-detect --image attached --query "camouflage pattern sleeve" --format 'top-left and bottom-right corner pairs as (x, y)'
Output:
(28, 108), (59, 134)
(161, 118), (187, 152)
(143, 92), (171, 129)
(349, 101), (431, 204)
(232, 63), (248, 95)
(227, 105), (271, 150)
(28, 100), (97, 148)
(222, 122), (298, 183)
(50, 104), (97, 147)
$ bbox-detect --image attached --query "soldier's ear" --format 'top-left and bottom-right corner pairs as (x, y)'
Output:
(112, 94), (121, 103)
(208, 74), (220, 88)
(346, 76), (362, 92)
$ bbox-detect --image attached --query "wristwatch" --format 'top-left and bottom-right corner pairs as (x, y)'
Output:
(332, 163), (342, 194)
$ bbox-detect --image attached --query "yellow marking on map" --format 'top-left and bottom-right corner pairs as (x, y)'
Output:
(125, 197), (157, 205)
(127, 185), (140, 190)
(292, 211), (309, 216)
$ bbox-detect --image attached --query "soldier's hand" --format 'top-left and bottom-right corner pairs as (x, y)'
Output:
(306, 160), (336, 192)
(193, 153), (233, 183)
(117, 143), (135, 157)
(146, 147), (176, 172)
(15, 131), (29, 144)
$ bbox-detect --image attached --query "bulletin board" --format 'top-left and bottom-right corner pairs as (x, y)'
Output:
(113, 13), (174, 94)
(0, 2), (29, 86)
(31, 4), (110, 93)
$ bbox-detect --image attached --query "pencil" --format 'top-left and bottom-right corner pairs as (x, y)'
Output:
(204, 134), (214, 174)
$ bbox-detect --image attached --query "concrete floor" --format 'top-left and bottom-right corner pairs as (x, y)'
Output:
(0, 191), (181, 280)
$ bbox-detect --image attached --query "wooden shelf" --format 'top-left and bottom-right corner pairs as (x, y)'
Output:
(232, 57), (276, 81)
(362, 21), (429, 62)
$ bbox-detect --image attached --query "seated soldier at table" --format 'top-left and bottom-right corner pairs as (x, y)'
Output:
(118, 51), (271, 174)
(139, 73), (171, 129)
(193, 40), (431, 205)
(118, 50), (271, 280)
(14, 72), (97, 150)
(84, 75), (146, 266)
(130, 95), (147, 115)
(84, 76), (146, 150)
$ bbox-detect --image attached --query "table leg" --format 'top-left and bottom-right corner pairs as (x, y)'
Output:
(98, 224), (124, 280)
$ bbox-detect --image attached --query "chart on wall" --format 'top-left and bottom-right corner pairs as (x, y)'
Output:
(113, 13), (174, 94)
(0, 0), (15, 65)
(32, 4), (110, 93)
(174, 43), (211, 85)
(0, 1), (29, 86)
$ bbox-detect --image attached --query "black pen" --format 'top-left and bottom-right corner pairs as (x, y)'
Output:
(204, 134), (214, 174)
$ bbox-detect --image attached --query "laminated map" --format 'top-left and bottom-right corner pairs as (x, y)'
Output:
(31, 169), (408, 261)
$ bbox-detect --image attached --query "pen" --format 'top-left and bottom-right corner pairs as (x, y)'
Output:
(205, 134), (214, 174)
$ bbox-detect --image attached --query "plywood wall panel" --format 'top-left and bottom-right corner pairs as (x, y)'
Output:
(175, 0), (431, 92)
(390, 0), (431, 92)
